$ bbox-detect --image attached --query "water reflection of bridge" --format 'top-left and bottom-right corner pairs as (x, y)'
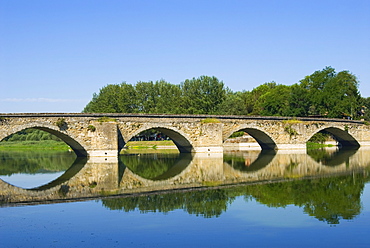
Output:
(1, 148), (370, 204)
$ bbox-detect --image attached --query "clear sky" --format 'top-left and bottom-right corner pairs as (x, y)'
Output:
(1, 0), (369, 113)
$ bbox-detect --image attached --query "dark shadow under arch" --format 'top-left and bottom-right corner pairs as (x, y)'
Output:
(313, 127), (360, 148)
(156, 127), (193, 153)
(226, 128), (277, 150)
(307, 148), (358, 167)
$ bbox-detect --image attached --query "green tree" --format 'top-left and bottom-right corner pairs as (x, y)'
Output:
(287, 83), (310, 117)
(180, 76), (227, 114)
(135, 80), (183, 114)
(216, 90), (249, 115)
(83, 83), (138, 113)
(248, 82), (278, 115)
(258, 84), (291, 116)
(299, 67), (361, 118)
(361, 97), (370, 120)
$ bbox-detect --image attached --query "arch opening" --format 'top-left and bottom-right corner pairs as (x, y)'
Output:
(224, 128), (277, 150)
(35, 127), (88, 157)
(119, 127), (194, 180)
(0, 127), (87, 157)
(122, 127), (193, 153)
(308, 127), (360, 149)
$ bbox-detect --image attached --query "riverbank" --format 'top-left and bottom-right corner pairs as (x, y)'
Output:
(0, 139), (333, 152)
(0, 140), (177, 152)
(0, 140), (71, 151)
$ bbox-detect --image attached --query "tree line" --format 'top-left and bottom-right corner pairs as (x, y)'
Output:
(83, 67), (370, 120)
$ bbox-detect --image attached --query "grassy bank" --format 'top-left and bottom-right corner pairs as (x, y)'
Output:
(125, 140), (176, 149)
(0, 140), (176, 152)
(0, 140), (70, 151)
(306, 142), (335, 149)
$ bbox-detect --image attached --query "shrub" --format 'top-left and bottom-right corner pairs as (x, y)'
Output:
(87, 125), (96, 132)
(97, 116), (116, 123)
(55, 118), (67, 129)
(201, 118), (220, 123)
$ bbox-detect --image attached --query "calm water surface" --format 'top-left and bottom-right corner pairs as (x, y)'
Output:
(1, 148), (370, 247)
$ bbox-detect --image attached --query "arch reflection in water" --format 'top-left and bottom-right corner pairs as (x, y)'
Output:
(119, 153), (193, 180)
(0, 150), (79, 189)
(307, 147), (358, 167)
(223, 150), (276, 172)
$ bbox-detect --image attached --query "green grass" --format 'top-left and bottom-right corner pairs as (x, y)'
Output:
(0, 140), (70, 151)
(306, 142), (335, 149)
(121, 140), (178, 154)
(125, 140), (175, 148)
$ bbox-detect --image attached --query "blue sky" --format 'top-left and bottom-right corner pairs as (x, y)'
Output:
(1, 0), (369, 113)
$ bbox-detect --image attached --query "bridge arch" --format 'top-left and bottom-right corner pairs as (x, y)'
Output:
(224, 127), (278, 150)
(120, 125), (194, 153)
(307, 126), (360, 148)
(0, 123), (88, 157)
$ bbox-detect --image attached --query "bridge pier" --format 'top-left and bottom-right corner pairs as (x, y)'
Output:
(86, 122), (119, 157)
(191, 122), (224, 153)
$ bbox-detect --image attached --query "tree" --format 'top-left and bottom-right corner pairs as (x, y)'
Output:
(258, 84), (291, 116)
(216, 90), (249, 115)
(180, 76), (227, 114)
(247, 82), (278, 115)
(83, 83), (137, 113)
(299, 67), (361, 118)
(287, 83), (310, 117)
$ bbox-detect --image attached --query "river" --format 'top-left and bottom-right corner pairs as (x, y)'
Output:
(1, 147), (370, 247)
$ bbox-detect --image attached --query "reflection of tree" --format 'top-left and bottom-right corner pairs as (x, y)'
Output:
(0, 150), (76, 176)
(223, 150), (275, 172)
(119, 153), (191, 180)
(244, 174), (368, 224)
(102, 173), (369, 224)
(102, 189), (235, 218)
(307, 148), (357, 166)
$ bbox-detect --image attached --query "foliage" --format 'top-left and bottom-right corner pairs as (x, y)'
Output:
(101, 172), (369, 223)
(200, 118), (220, 123)
(55, 118), (67, 129)
(87, 125), (96, 132)
(82, 67), (367, 120)
(97, 116), (116, 123)
(83, 76), (227, 115)
(0, 150), (76, 176)
(284, 125), (298, 137)
(119, 153), (188, 180)
(229, 131), (245, 138)
(244, 174), (367, 224)
(0, 140), (70, 151)
(308, 132), (331, 144)
(2, 128), (63, 142)
(180, 76), (227, 114)
(282, 119), (303, 125)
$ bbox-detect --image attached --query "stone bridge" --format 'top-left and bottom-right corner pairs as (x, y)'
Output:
(1, 113), (370, 157)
